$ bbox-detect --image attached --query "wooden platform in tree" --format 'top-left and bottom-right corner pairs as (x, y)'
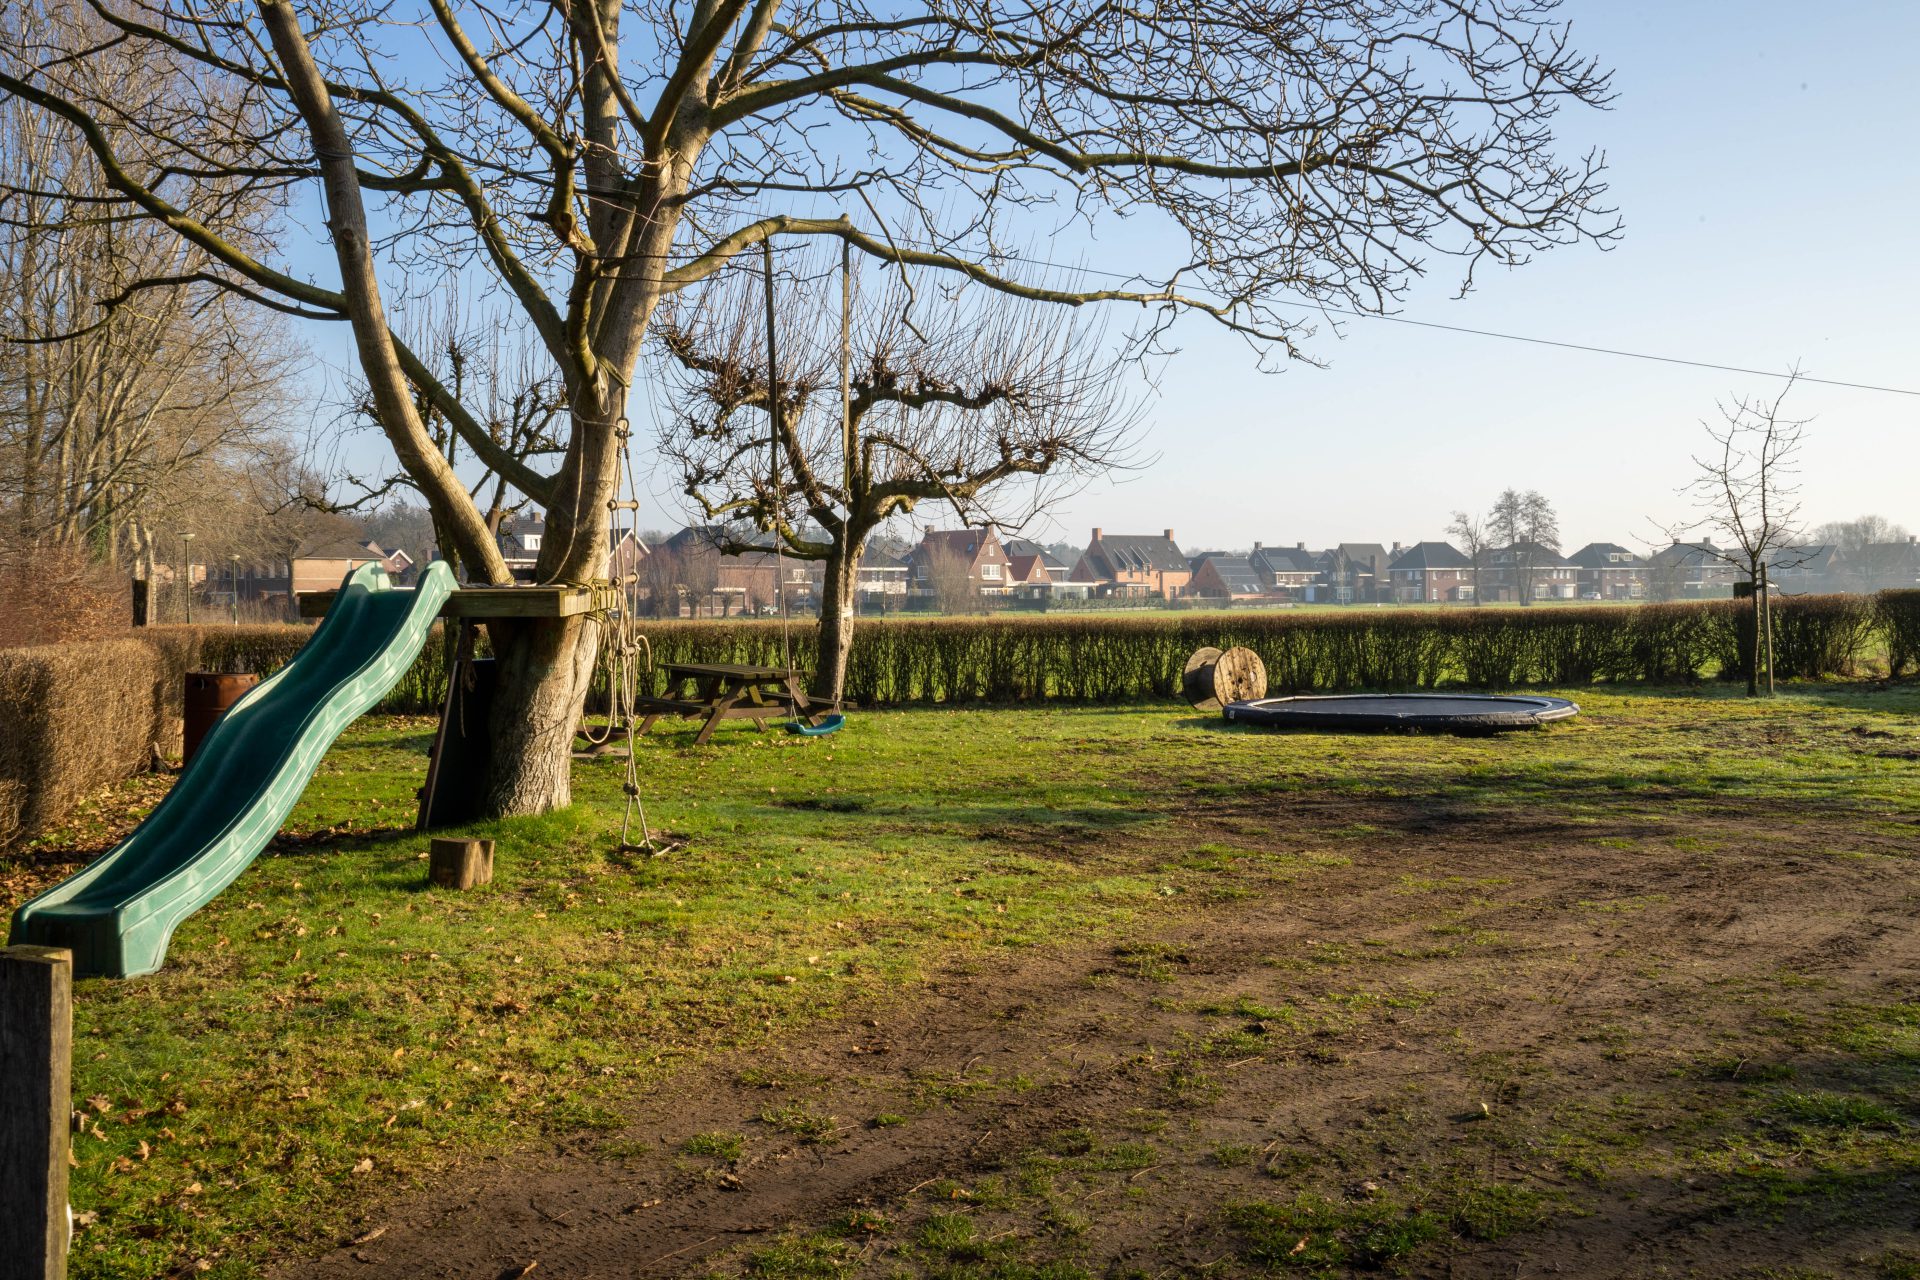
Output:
(297, 583), (620, 620)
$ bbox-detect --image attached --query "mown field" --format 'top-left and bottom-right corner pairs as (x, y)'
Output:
(4, 685), (1919, 1279)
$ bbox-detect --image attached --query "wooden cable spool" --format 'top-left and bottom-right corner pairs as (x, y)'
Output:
(1181, 645), (1267, 712)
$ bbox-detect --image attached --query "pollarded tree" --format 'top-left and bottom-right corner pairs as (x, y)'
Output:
(653, 250), (1133, 701)
(0, 0), (1618, 815)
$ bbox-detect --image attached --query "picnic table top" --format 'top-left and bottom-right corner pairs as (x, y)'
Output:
(663, 661), (797, 681)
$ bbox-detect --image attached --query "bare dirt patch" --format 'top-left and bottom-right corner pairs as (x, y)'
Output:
(284, 788), (1920, 1280)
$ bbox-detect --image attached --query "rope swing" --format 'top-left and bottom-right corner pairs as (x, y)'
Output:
(760, 239), (845, 736)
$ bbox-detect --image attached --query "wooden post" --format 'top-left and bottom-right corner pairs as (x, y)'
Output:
(428, 838), (494, 890)
(1, 946), (72, 1280)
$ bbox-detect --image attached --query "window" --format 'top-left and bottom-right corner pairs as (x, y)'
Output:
(981, 563), (1001, 580)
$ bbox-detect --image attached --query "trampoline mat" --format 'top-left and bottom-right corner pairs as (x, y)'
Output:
(1223, 693), (1579, 732)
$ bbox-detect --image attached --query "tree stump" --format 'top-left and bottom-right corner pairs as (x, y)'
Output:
(428, 838), (494, 890)
(1181, 645), (1268, 711)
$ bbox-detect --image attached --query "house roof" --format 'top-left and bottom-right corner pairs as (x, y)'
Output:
(1192, 553), (1265, 594)
(296, 537), (382, 561)
(1090, 533), (1186, 574)
(1566, 542), (1641, 569)
(1649, 540), (1723, 567)
(668, 524), (779, 553)
(1388, 541), (1470, 572)
(1002, 538), (1067, 570)
(1249, 545), (1317, 575)
(1323, 543), (1389, 572)
(914, 528), (998, 562)
(1492, 540), (1573, 568)
(862, 548), (907, 570)
(1005, 553), (1053, 584)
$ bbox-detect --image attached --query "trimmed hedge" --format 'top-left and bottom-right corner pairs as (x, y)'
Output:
(1879, 591), (1920, 677)
(0, 596), (1894, 851)
(627, 595), (1879, 705)
(0, 624), (449, 852)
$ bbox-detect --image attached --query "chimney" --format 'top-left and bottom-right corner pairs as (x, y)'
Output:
(1163, 529), (1175, 542)
(1296, 541), (1306, 551)
(1091, 527), (1102, 541)
(1392, 541), (1403, 554)
(1252, 541), (1263, 552)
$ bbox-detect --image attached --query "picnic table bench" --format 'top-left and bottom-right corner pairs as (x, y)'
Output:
(633, 662), (827, 746)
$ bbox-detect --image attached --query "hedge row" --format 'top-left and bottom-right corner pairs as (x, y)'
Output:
(625, 594), (1885, 704)
(0, 624), (447, 852)
(1, 596), (1905, 851)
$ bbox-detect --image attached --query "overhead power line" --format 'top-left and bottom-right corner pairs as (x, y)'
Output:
(875, 241), (1920, 399)
(675, 232), (1920, 398)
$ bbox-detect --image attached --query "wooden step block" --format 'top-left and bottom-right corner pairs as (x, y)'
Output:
(428, 838), (494, 890)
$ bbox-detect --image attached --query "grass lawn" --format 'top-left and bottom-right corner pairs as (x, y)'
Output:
(6, 684), (1920, 1278)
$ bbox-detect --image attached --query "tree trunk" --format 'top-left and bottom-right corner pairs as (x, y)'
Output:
(1746, 582), (1761, 697)
(1761, 578), (1776, 696)
(482, 614), (600, 816)
(815, 546), (859, 704)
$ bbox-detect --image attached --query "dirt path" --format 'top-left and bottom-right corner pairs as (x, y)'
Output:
(286, 794), (1920, 1280)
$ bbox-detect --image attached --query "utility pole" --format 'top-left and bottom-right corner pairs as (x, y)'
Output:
(230, 555), (241, 624)
(181, 532), (196, 623)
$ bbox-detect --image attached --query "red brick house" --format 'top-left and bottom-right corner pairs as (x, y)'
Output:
(1248, 543), (1319, 598)
(1071, 528), (1192, 598)
(1386, 541), (1474, 603)
(1567, 542), (1646, 601)
(907, 527), (1015, 599)
(1187, 553), (1269, 600)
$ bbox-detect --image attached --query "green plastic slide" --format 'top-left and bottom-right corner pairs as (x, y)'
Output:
(9, 561), (455, 978)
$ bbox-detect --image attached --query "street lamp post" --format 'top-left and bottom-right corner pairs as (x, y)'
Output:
(181, 532), (196, 623)
(229, 554), (241, 625)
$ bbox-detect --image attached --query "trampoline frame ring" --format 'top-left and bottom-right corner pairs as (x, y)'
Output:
(1223, 692), (1579, 733)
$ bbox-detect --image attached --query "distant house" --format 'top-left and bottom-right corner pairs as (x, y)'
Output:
(1485, 541), (1577, 602)
(1247, 543), (1320, 599)
(291, 537), (389, 595)
(1386, 541), (1473, 604)
(908, 527), (1014, 599)
(1566, 543), (1645, 601)
(1002, 538), (1074, 584)
(498, 517), (546, 579)
(498, 517), (649, 585)
(663, 525), (812, 616)
(1855, 538), (1920, 592)
(1071, 528), (1192, 598)
(1646, 541), (1737, 600)
(1187, 553), (1269, 600)
(1002, 548), (1058, 596)
(1316, 543), (1391, 603)
(855, 546), (910, 598)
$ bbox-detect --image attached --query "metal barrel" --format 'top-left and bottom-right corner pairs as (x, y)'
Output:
(182, 672), (259, 765)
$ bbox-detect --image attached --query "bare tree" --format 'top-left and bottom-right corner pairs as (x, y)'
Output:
(654, 249), (1132, 700)
(1661, 375), (1810, 696)
(921, 543), (979, 616)
(1488, 488), (1560, 604)
(0, 0), (1617, 814)
(1445, 510), (1489, 607)
(1810, 514), (1911, 592)
(0, 19), (301, 570)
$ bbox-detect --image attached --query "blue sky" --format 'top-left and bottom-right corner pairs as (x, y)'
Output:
(312, 1), (1920, 555)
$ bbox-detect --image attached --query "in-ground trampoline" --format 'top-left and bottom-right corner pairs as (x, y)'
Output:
(1223, 693), (1579, 734)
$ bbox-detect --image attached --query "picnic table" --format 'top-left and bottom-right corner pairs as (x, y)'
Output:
(632, 662), (826, 746)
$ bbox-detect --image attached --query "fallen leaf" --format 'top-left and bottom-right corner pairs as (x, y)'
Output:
(351, 1158), (374, 1175)
(349, 1225), (388, 1246)
(1290, 1236), (1309, 1256)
